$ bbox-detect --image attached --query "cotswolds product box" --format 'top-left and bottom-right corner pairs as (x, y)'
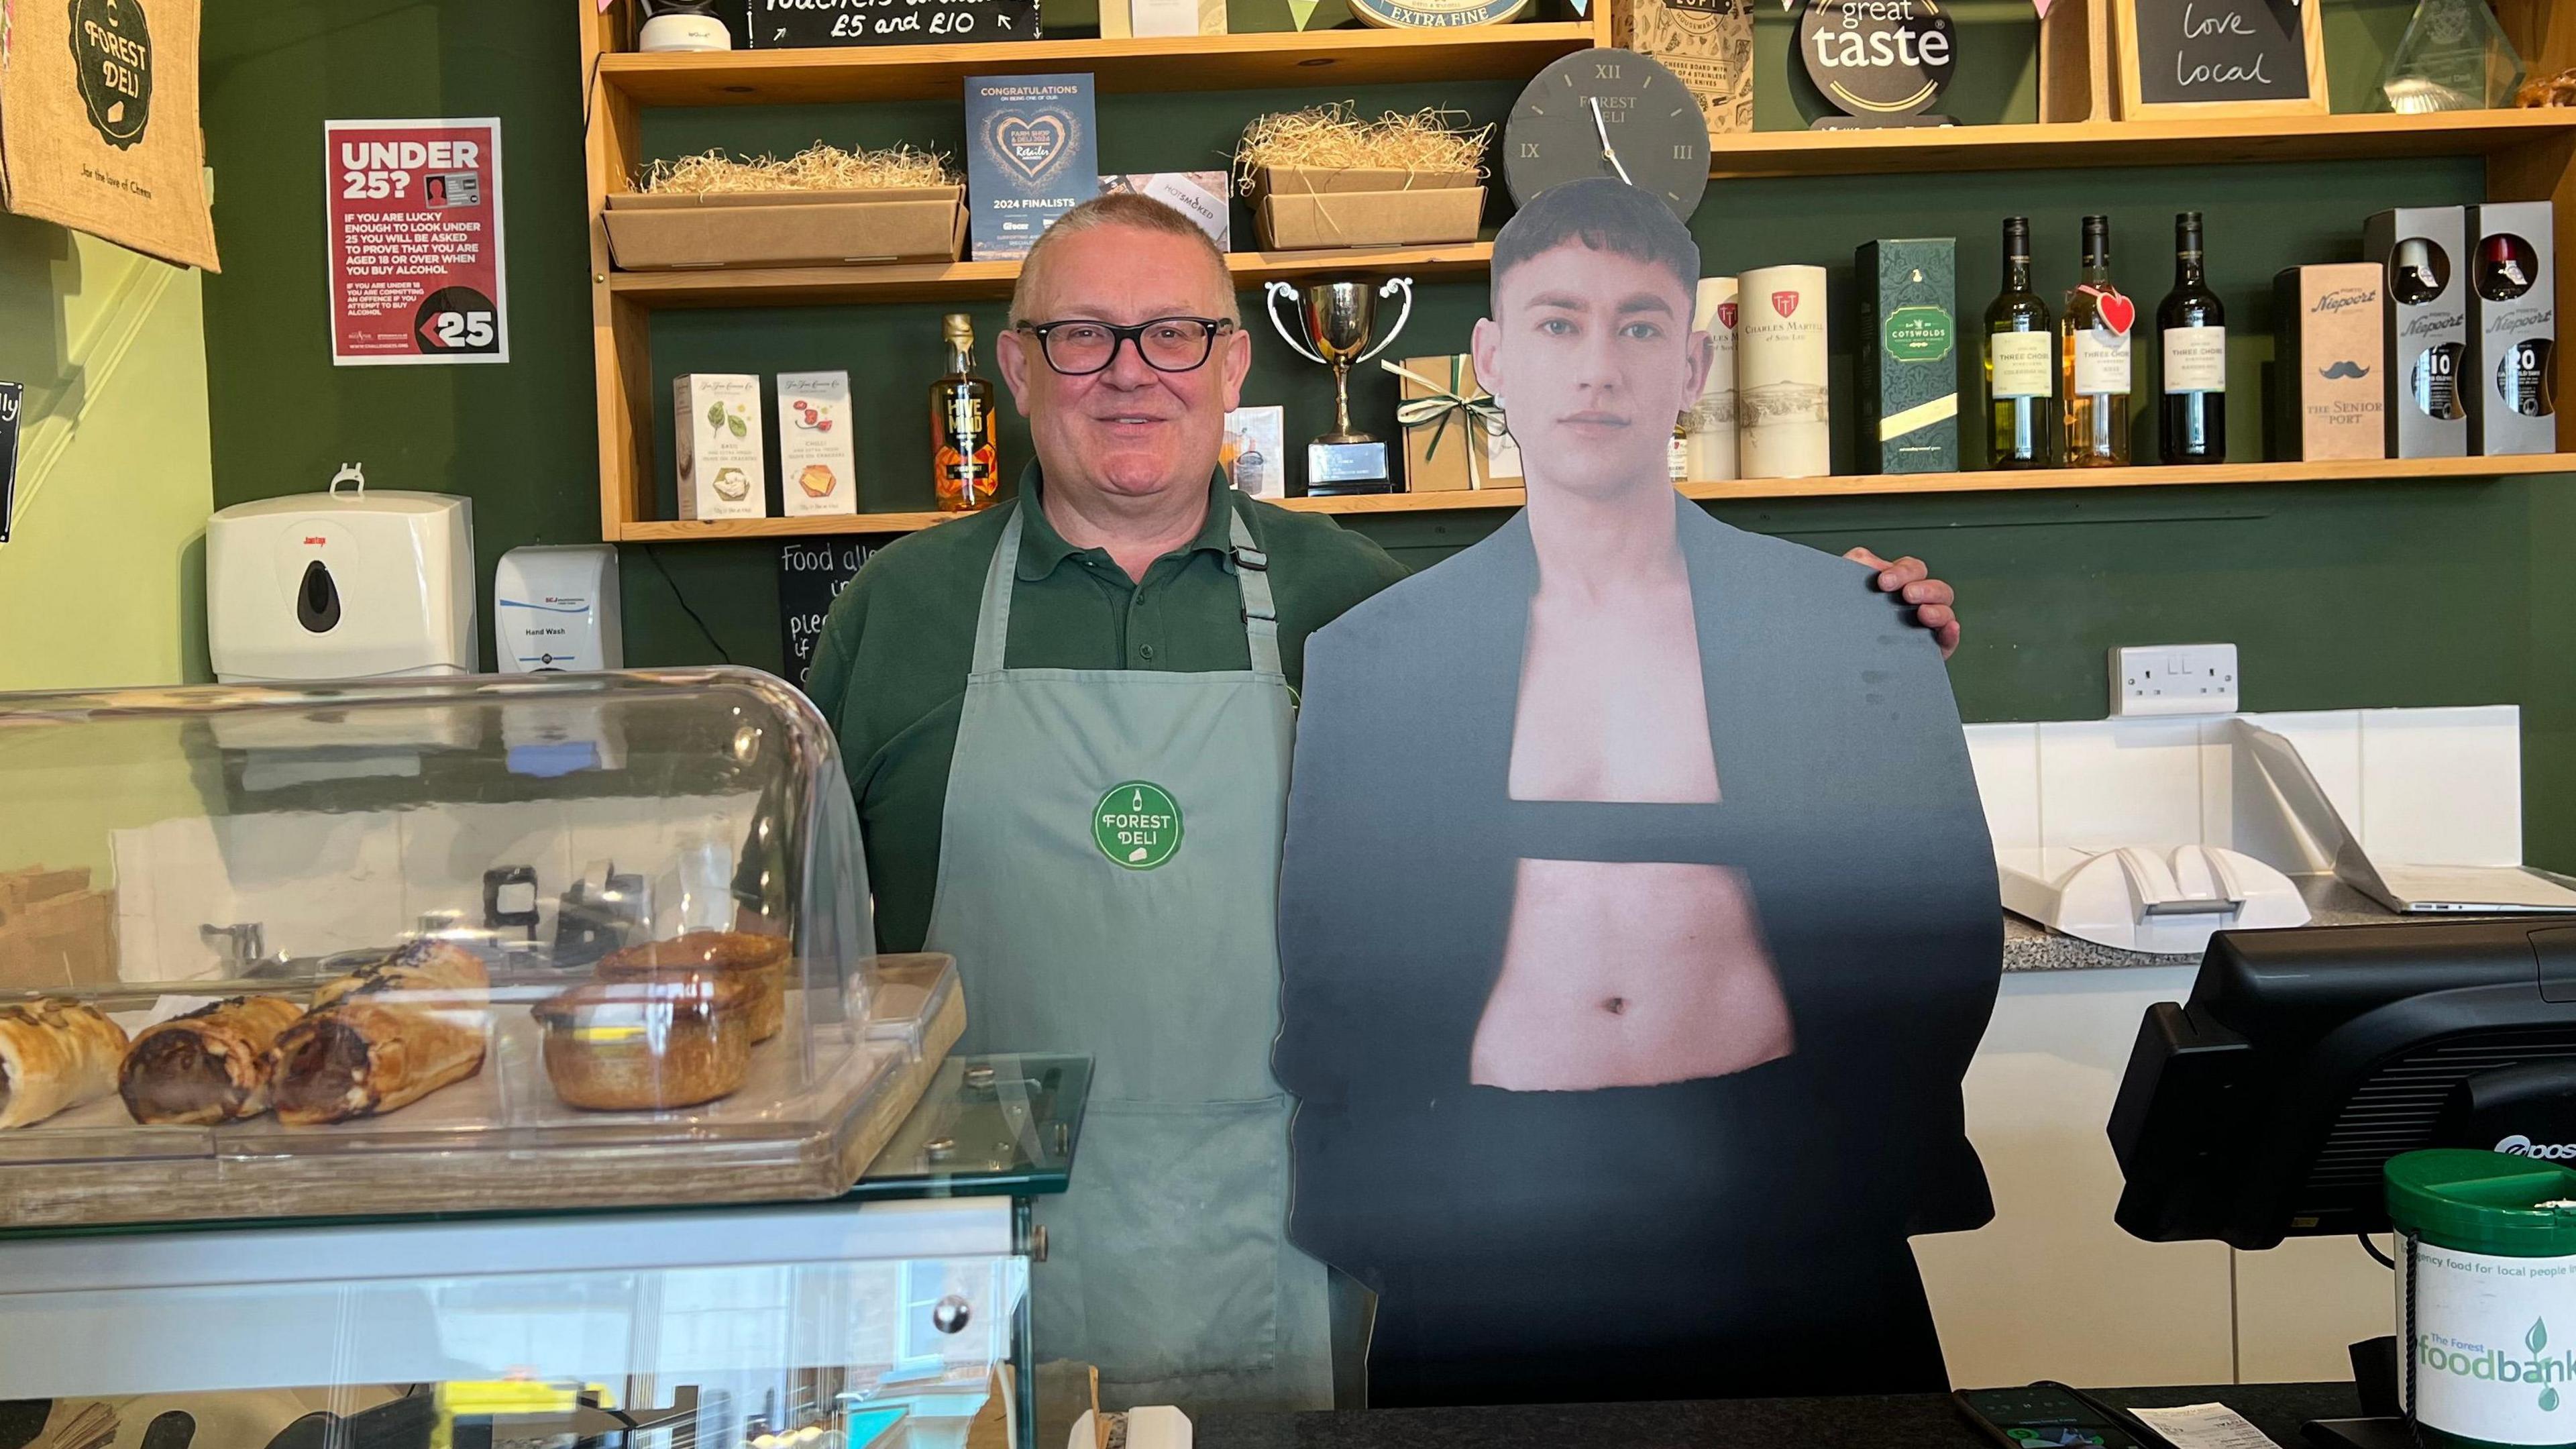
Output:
(2364, 207), (2469, 459)
(2466, 201), (2557, 456)
(736, 0), (1040, 46)
(2271, 264), (2387, 463)
(676, 374), (768, 522)
(1857, 239), (1959, 474)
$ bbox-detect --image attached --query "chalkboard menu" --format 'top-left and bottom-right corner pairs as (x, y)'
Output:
(0, 382), (19, 544)
(778, 539), (875, 690)
(2121, 0), (2323, 113)
(737, 0), (1040, 46)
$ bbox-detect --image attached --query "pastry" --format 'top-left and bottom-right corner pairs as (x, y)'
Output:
(120, 996), (303, 1124)
(0, 1000), (127, 1128)
(271, 939), (490, 1126)
(597, 930), (788, 1042)
(533, 972), (753, 1110)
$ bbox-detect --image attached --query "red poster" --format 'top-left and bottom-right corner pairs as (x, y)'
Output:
(326, 117), (509, 366)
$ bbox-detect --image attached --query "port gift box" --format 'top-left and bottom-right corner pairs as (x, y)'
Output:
(1252, 168), (1483, 251)
(2364, 206), (2469, 459)
(603, 188), (966, 270)
(2271, 264), (2387, 463)
(2467, 201), (2557, 456)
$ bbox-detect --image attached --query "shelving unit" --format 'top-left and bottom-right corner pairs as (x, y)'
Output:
(615, 453), (2576, 540)
(608, 241), (1498, 309)
(581, 1), (2576, 545)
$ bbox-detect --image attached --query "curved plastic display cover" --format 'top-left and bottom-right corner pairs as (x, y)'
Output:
(0, 668), (960, 1226)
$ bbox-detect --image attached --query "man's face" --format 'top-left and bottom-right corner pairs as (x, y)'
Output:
(996, 224), (1250, 505)
(1472, 241), (1709, 500)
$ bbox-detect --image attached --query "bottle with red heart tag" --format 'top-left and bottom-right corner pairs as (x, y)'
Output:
(2062, 214), (2135, 467)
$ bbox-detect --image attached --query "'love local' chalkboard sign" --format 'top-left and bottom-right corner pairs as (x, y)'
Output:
(2120, 0), (2326, 115)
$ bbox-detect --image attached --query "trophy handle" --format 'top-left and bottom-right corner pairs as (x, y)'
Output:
(1264, 282), (1329, 366)
(1352, 276), (1417, 366)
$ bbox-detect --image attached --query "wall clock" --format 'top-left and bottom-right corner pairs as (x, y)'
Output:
(1503, 48), (1711, 221)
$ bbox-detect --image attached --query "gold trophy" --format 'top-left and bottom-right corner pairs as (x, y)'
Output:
(1265, 277), (1415, 496)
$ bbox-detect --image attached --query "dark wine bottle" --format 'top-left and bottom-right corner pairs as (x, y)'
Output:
(2158, 212), (2226, 465)
(1984, 216), (2055, 469)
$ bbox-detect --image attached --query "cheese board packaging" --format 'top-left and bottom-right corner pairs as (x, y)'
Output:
(0, 670), (964, 1227)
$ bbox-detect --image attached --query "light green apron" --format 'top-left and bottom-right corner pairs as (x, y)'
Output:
(922, 500), (1334, 1415)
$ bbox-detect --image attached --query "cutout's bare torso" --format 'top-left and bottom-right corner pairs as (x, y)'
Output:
(1473, 558), (1794, 1092)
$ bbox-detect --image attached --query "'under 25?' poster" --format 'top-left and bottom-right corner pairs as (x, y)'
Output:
(325, 117), (510, 366)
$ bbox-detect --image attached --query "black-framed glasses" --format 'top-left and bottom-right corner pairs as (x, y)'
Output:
(1017, 316), (1234, 376)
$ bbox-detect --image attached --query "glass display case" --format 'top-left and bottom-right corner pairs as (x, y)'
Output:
(0, 1053), (1091, 1449)
(0, 669), (961, 1226)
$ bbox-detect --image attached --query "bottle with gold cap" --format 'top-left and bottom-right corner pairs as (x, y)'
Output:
(931, 312), (999, 513)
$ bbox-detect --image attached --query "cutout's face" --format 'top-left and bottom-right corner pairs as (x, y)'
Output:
(1474, 242), (1710, 500)
(997, 223), (1250, 504)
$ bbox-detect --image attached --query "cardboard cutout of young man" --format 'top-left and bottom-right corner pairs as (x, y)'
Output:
(1273, 178), (2004, 1407)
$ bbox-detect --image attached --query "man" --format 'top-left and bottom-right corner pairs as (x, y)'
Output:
(1272, 179), (2004, 1408)
(802, 192), (1964, 1413)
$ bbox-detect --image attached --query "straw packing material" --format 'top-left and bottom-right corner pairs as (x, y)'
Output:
(1232, 103), (1491, 195)
(640, 142), (959, 196)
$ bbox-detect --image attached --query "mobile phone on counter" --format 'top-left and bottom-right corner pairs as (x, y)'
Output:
(1954, 1386), (2163, 1449)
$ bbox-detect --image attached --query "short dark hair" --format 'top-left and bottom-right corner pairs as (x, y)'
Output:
(1489, 177), (1701, 307)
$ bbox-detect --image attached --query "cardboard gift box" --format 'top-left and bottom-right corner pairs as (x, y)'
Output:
(2272, 264), (2387, 464)
(1252, 168), (1483, 251)
(602, 187), (967, 270)
(0, 867), (116, 993)
(1387, 356), (1515, 492)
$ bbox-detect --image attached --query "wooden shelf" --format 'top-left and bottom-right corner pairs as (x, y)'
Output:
(597, 23), (1598, 107)
(608, 241), (1495, 307)
(607, 455), (2576, 540)
(1704, 108), (2576, 180)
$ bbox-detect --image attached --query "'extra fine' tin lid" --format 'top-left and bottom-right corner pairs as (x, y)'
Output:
(2388, 1150), (2576, 1256)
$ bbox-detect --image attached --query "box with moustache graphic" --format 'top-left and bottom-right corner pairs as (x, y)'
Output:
(2272, 264), (2385, 463)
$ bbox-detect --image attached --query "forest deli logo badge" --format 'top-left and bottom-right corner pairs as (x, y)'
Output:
(2423, 1317), (2572, 1413)
(68, 0), (152, 150)
(1094, 782), (1183, 870)
(1884, 304), (1953, 363)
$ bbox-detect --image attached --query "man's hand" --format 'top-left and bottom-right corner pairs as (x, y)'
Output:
(1845, 547), (1960, 661)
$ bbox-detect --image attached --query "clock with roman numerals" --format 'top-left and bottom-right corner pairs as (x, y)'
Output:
(1503, 48), (1710, 221)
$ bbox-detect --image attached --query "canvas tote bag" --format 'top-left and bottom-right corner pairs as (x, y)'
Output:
(0, 0), (219, 270)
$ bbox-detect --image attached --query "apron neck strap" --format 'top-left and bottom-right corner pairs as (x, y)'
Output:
(970, 495), (1285, 677)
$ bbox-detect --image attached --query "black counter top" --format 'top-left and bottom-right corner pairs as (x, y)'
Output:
(1197, 1383), (2365, 1449)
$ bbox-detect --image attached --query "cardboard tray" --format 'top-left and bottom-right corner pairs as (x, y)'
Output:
(1256, 185), (1485, 251)
(604, 186), (967, 270)
(1255, 166), (1480, 197)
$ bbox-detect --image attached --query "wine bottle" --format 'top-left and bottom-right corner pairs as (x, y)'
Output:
(2062, 215), (2134, 468)
(1985, 216), (2055, 470)
(930, 313), (1000, 513)
(2159, 212), (2227, 464)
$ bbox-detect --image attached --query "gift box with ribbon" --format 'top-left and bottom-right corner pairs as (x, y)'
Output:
(1385, 355), (1519, 493)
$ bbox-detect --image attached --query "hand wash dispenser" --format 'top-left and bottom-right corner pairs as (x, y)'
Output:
(207, 465), (476, 684)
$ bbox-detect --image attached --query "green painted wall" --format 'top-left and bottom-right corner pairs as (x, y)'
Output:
(198, 0), (2576, 868)
(0, 221), (215, 691)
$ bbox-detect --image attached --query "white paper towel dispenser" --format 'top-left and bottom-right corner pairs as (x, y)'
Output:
(207, 464), (475, 684)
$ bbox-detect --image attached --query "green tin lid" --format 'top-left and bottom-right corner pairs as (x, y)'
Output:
(2387, 1150), (2576, 1256)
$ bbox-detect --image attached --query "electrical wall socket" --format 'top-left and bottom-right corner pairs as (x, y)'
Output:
(2110, 643), (2240, 718)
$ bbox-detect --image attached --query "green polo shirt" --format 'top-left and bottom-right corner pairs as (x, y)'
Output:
(806, 464), (1411, 953)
